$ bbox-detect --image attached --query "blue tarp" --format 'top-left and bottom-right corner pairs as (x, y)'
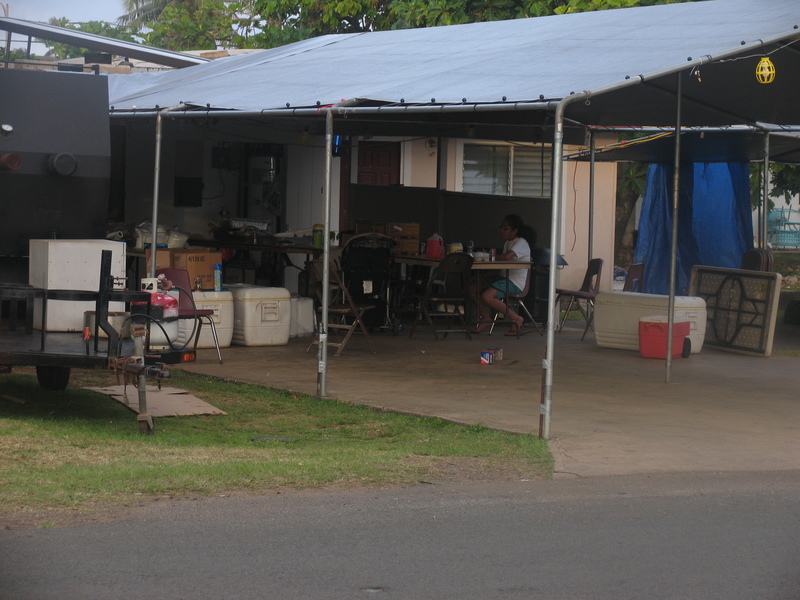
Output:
(634, 163), (753, 295)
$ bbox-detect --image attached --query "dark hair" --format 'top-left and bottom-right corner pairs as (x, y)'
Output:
(503, 214), (537, 247)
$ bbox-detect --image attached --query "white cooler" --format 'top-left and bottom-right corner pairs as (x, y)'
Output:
(29, 239), (127, 331)
(290, 296), (315, 338)
(593, 291), (707, 353)
(176, 290), (234, 349)
(228, 284), (291, 346)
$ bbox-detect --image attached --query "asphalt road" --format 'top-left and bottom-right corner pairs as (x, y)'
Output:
(2, 470), (799, 600)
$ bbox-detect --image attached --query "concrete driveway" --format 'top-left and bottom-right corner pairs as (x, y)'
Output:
(178, 319), (800, 478)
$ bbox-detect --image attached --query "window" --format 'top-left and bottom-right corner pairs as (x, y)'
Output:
(462, 143), (552, 197)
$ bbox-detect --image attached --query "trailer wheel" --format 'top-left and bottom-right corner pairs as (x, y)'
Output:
(36, 366), (71, 391)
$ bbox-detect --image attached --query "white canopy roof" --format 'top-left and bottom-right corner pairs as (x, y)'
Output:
(107, 0), (800, 129)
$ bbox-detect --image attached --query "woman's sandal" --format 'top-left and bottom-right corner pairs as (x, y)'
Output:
(504, 322), (529, 337)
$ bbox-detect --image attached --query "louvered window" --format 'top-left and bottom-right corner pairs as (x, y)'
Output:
(463, 144), (551, 198)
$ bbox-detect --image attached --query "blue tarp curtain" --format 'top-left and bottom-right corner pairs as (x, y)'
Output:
(634, 163), (753, 295)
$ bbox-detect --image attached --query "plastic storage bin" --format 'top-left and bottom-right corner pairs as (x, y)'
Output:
(290, 295), (315, 338)
(29, 239), (126, 331)
(176, 290), (233, 349)
(228, 284), (291, 346)
(594, 291), (706, 353)
(639, 316), (691, 359)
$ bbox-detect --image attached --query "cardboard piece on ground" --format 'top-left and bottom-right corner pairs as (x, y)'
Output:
(88, 385), (226, 417)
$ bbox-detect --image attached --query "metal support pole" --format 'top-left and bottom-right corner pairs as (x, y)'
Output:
(541, 95), (583, 439)
(762, 133), (770, 249)
(317, 110), (334, 396)
(588, 129), (596, 262)
(148, 106), (182, 278)
(666, 74), (683, 383)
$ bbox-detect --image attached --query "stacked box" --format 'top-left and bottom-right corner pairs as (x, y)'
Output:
(355, 221), (386, 235)
(171, 249), (224, 291)
(387, 222), (420, 255)
(143, 247), (224, 291)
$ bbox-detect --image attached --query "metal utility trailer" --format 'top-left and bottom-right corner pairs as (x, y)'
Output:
(0, 250), (195, 434)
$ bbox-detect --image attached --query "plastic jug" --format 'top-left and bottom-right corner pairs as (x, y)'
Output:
(425, 233), (445, 259)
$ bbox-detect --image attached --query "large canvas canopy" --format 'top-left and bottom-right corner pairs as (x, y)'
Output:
(106, 0), (800, 132)
(87, 0), (800, 436)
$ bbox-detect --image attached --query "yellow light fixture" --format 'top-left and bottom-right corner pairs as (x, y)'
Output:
(756, 56), (776, 84)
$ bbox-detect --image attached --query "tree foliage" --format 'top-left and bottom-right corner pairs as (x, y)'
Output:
(39, 18), (140, 59)
(144, 0), (235, 50)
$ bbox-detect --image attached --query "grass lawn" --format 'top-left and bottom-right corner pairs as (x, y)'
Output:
(0, 368), (552, 529)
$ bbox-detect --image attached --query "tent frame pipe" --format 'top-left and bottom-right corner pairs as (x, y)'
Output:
(588, 130), (596, 263)
(761, 133), (770, 249)
(317, 110), (334, 397)
(148, 105), (183, 278)
(665, 73), (683, 384)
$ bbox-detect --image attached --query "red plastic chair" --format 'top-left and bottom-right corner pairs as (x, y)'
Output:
(156, 268), (223, 363)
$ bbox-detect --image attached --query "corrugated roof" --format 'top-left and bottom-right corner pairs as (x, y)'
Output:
(105, 0), (800, 128)
(0, 17), (209, 68)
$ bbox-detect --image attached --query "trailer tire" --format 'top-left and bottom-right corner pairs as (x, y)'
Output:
(36, 366), (71, 391)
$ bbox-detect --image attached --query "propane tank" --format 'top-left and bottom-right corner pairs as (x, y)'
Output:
(132, 277), (179, 350)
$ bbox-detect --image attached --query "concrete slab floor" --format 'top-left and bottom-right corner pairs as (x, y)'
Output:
(176, 320), (800, 479)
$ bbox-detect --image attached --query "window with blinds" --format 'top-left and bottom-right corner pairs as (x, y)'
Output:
(462, 144), (551, 198)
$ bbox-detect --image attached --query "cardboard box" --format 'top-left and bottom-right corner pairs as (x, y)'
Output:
(480, 347), (503, 365)
(355, 221), (386, 235)
(387, 222), (420, 255)
(387, 222), (420, 238)
(392, 238), (420, 256)
(171, 249), (223, 291)
(144, 248), (172, 271)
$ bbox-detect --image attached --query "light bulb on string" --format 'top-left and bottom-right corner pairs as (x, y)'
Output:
(756, 56), (775, 84)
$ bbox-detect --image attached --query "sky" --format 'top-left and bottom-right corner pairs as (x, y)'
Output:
(7, 0), (124, 24)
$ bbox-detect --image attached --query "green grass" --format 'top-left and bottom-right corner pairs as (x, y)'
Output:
(0, 369), (551, 524)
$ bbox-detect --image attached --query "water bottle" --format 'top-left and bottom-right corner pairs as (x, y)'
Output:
(214, 263), (223, 291)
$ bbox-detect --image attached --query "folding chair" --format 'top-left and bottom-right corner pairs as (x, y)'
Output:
(408, 252), (474, 340)
(489, 267), (544, 336)
(555, 258), (603, 340)
(306, 258), (376, 357)
(156, 268), (223, 363)
(622, 262), (645, 292)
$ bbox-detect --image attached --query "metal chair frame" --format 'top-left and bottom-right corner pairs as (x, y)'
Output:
(408, 253), (474, 340)
(555, 258), (603, 341)
(306, 258), (376, 357)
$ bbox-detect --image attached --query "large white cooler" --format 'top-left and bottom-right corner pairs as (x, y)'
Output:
(228, 284), (291, 346)
(290, 296), (315, 338)
(29, 239), (127, 331)
(594, 291), (707, 353)
(176, 290), (234, 348)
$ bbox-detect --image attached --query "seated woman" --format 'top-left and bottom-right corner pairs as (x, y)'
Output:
(470, 214), (536, 336)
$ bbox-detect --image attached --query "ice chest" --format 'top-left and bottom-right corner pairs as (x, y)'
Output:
(176, 290), (233, 349)
(290, 296), (314, 338)
(594, 291), (706, 354)
(29, 239), (126, 331)
(639, 316), (690, 359)
(228, 284), (291, 346)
